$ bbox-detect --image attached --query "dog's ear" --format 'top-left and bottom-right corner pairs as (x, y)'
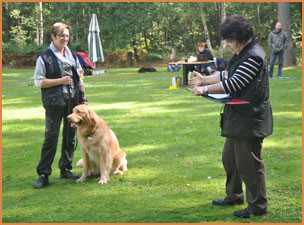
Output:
(87, 108), (97, 129)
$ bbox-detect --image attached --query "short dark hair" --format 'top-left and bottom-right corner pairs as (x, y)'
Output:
(220, 15), (254, 43)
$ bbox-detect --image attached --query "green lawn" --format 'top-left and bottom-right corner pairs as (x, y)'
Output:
(2, 66), (302, 223)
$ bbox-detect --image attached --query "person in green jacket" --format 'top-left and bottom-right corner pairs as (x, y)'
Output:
(268, 22), (288, 77)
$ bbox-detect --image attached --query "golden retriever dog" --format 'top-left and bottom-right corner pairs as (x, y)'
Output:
(67, 104), (127, 184)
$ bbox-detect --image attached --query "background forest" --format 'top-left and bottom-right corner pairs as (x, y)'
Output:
(2, 2), (302, 67)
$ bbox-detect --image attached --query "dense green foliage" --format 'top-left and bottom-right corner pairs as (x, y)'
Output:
(2, 66), (302, 223)
(2, 2), (302, 61)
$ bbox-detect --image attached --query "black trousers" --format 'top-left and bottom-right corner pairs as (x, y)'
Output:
(36, 103), (77, 176)
(222, 137), (267, 213)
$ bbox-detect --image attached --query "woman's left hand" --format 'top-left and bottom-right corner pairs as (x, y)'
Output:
(191, 86), (204, 96)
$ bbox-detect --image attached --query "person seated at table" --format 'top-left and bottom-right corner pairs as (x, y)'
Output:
(186, 42), (214, 75)
(168, 54), (182, 72)
(196, 42), (214, 75)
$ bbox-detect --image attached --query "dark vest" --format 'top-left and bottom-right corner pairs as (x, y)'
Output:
(39, 49), (80, 109)
(221, 39), (273, 140)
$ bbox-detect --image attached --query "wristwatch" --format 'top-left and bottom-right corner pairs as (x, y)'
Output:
(203, 85), (209, 95)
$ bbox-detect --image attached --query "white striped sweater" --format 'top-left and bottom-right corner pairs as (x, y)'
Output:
(220, 57), (263, 94)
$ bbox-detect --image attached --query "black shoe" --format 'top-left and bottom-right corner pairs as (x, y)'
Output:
(233, 207), (267, 218)
(212, 198), (244, 206)
(33, 174), (49, 189)
(60, 169), (79, 180)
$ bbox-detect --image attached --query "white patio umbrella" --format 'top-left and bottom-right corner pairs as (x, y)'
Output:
(88, 13), (104, 69)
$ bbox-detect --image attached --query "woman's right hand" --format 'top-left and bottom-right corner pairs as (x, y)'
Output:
(61, 76), (73, 85)
(188, 71), (204, 86)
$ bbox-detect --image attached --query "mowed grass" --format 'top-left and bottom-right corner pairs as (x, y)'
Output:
(2, 66), (302, 223)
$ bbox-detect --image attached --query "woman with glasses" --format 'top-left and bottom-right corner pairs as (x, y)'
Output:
(33, 22), (86, 188)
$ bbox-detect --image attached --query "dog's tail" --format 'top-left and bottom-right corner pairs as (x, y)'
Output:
(76, 158), (83, 167)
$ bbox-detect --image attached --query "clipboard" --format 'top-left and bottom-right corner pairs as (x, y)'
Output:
(186, 89), (249, 105)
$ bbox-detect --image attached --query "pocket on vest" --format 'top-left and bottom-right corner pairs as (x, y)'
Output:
(42, 94), (65, 108)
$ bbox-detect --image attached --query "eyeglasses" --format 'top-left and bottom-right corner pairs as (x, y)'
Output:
(57, 34), (70, 39)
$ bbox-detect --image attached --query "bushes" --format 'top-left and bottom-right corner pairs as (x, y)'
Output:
(3, 43), (49, 67)
(2, 42), (165, 68)
(5, 40), (300, 68)
(3, 42), (48, 55)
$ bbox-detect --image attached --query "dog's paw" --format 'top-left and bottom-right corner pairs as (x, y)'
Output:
(123, 159), (128, 171)
(112, 170), (123, 175)
(76, 177), (85, 183)
(98, 177), (108, 184)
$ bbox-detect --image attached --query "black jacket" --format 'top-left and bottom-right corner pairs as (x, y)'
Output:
(221, 39), (273, 140)
(197, 49), (213, 61)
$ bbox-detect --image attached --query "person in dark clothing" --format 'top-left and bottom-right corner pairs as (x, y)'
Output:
(196, 42), (214, 75)
(189, 15), (273, 218)
(187, 42), (214, 75)
(33, 22), (86, 189)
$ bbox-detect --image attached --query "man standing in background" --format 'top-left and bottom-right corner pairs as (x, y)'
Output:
(268, 21), (288, 78)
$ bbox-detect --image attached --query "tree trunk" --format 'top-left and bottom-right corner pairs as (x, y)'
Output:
(36, 28), (39, 45)
(83, 6), (86, 36)
(143, 31), (149, 52)
(256, 3), (261, 26)
(255, 3), (261, 41)
(171, 48), (176, 58)
(219, 2), (226, 57)
(6, 2), (12, 42)
(127, 52), (133, 67)
(76, 20), (79, 42)
(44, 3), (51, 44)
(278, 2), (296, 66)
(39, 2), (44, 46)
(198, 4), (213, 52)
(133, 40), (139, 62)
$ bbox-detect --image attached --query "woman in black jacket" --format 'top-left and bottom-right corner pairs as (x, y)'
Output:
(33, 22), (86, 189)
(189, 15), (273, 218)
